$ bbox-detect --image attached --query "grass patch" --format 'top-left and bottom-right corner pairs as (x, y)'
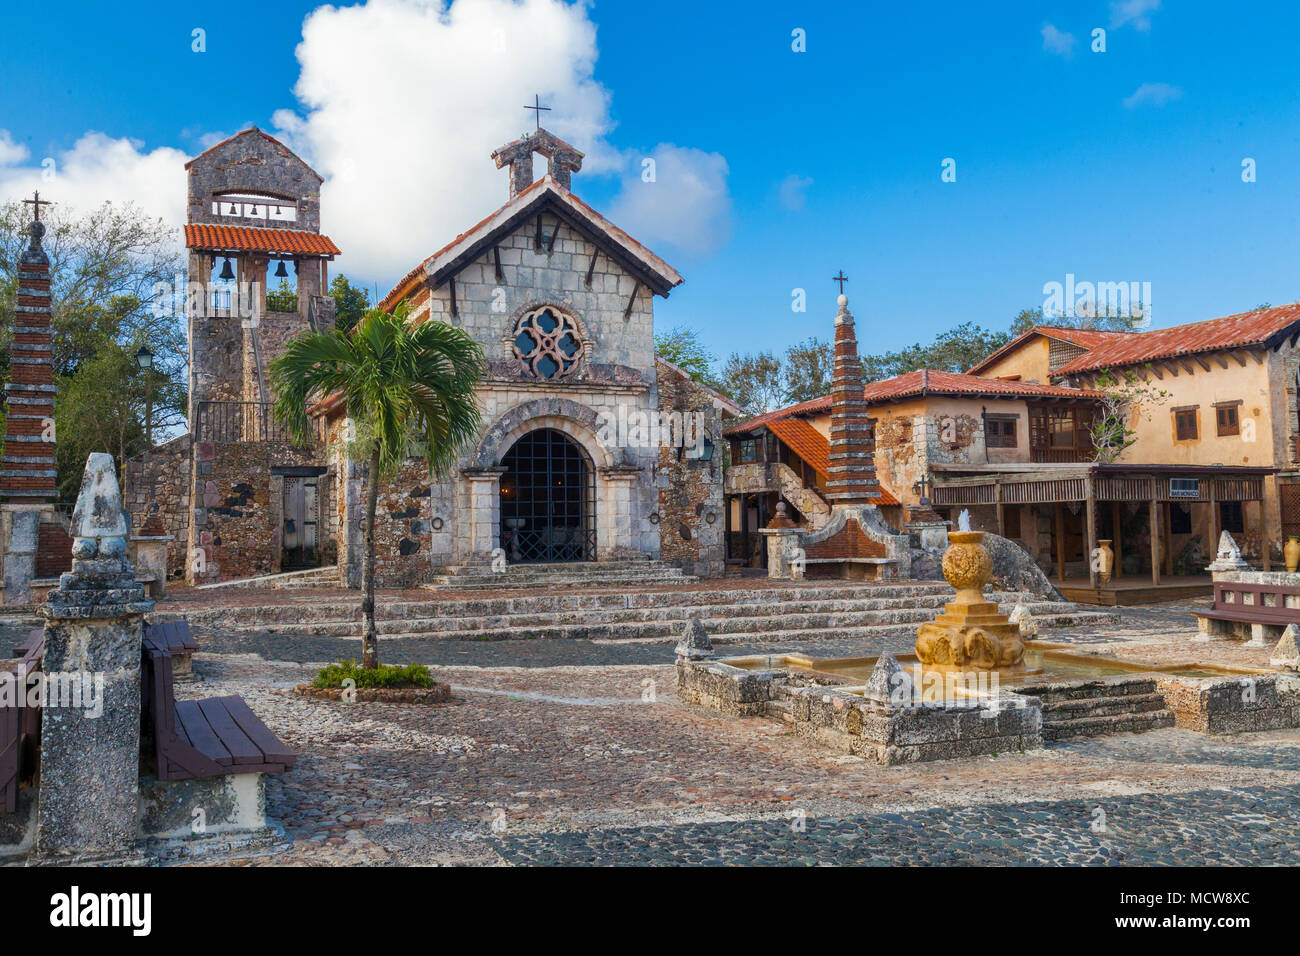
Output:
(311, 660), (436, 690)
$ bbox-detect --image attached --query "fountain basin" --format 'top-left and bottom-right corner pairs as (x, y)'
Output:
(721, 646), (1271, 697)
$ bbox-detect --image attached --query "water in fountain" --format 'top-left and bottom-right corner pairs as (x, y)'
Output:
(957, 509), (972, 532)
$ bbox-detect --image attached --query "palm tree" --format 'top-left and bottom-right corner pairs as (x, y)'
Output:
(272, 304), (484, 668)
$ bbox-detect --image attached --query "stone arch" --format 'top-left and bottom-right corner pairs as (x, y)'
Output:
(474, 398), (620, 470)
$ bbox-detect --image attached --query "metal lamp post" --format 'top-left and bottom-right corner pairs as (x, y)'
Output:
(135, 344), (154, 447)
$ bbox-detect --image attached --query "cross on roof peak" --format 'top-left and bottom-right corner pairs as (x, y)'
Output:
(832, 270), (849, 294)
(23, 190), (53, 222)
(524, 94), (551, 131)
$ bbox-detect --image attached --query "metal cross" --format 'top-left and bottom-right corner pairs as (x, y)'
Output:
(23, 190), (53, 222)
(832, 270), (849, 294)
(524, 94), (551, 130)
(913, 475), (932, 502)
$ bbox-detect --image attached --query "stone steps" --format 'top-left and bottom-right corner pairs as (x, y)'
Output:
(1021, 677), (1176, 741)
(160, 580), (1118, 644)
(196, 565), (340, 591)
(425, 560), (697, 590)
(268, 600), (1107, 642)
(1042, 710), (1176, 741)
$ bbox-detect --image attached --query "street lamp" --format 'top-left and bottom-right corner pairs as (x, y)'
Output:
(135, 345), (155, 447)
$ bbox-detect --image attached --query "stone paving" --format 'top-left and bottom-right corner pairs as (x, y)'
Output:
(154, 593), (1300, 866)
(9, 588), (1293, 866)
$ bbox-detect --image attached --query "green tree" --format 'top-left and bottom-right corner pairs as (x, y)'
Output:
(54, 332), (187, 497)
(272, 306), (485, 668)
(783, 336), (833, 403)
(0, 202), (185, 491)
(655, 325), (719, 388)
(266, 277), (298, 313)
(329, 274), (372, 332)
(1088, 367), (1170, 464)
(860, 322), (1012, 382)
(720, 351), (784, 413)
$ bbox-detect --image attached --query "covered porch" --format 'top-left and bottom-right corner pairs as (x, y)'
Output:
(931, 464), (1275, 605)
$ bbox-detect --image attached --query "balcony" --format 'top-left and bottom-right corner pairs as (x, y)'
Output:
(195, 401), (316, 444)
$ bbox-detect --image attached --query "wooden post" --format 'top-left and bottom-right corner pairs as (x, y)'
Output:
(1207, 480), (1218, 564)
(1150, 498), (1161, 585)
(739, 493), (749, 561)
(1111, 500), (1123, 580)
(1164, 503), (1175, 577)
(996, 483), (1005, 537)
(1261, 499), (1272, 570)
(1055, 503), (1067, 582)
(1085, 479), (1099, 590)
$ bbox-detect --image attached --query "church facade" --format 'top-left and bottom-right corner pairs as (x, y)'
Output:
(124, 126), (735, 588)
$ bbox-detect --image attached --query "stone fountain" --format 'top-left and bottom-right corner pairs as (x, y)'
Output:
(914, 511), (1026, 670)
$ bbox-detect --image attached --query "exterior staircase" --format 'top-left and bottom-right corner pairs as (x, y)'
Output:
(195, 565), (340, 591)
(159, 579), (1120, 645)
(424, 559), (696, 590)
(1019, 677), (1175, 741)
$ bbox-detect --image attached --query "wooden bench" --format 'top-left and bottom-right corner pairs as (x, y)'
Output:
(1194, 580), (1300, 641)
(1, 630), (43, 815)
(141, 626), (295, 782)
(151, 620), (198, 678)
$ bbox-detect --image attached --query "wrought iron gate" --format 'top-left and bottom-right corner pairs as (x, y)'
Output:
(500, 428), (596, 563)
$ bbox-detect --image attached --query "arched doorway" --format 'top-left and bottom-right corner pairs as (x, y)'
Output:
(500, 428), (596, 562)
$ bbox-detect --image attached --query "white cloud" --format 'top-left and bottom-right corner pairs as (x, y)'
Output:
(1123, 82), (1183, 108)
(1110, 0), (1161, 31)
(606, 145), (732, 257)
(777, 173), (813, 211)
(1041, 24), (1076, 57)
(0, 0), (730, 283)
(0, 131), (187, 227)
(272, 0), (631, 278)
(0, 131), (30, 166)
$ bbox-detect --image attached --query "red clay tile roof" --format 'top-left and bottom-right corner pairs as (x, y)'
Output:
(1052, 303), (1300, 375)
(861, 369), (1101, 402)
(767, 418), (829, 476)
(763, 417), (899, 506)
(967, 325), (1133, 375)
(725, 371), (1099, 437)
(184, 223), (340, 256)
(722, 395), (832, 435)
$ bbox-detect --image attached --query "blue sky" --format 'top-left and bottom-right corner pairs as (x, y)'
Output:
(4, 0), (1300, 365)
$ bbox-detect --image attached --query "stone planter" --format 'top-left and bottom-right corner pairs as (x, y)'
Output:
(292, 683), (452, 704)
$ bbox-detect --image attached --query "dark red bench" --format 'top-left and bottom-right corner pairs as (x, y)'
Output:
(141, 625), (295, 781)
(1194, 580), (1300, 640)
(1, 630), (43, 815)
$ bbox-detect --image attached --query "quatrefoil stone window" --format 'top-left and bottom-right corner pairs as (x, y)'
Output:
(512, 307), (583, 379)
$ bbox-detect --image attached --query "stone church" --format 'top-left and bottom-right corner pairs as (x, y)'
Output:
(124, 125), (738, 588)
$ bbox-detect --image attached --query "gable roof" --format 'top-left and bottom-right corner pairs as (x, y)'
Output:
(381, 177), (683, 310)
(724, 370), (1100, 437)
(184, 128), (323, 180)
(1053, 303), (1300, 375)
(967, 325), (1133, 375)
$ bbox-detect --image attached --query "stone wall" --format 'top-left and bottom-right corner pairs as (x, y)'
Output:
(123, 433), (193, 578)
(1157, 674), (1300, 734)
(188, 439), (322, 583)
(654, 359), (725, 577)
(676, 656), (1043, 765)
